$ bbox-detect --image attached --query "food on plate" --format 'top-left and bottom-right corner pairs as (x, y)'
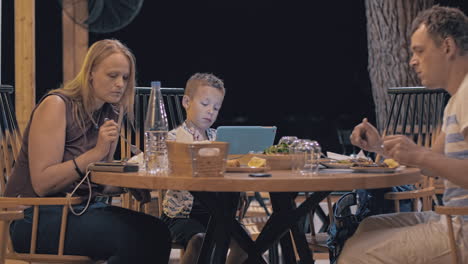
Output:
(263, 143), (290, 154)
(351, 159), (399, 168)
(247, 157), (267, 168)
(383, 158), (400, 168)
(321, 157), (374, 168)
(226, 159), (240, 168)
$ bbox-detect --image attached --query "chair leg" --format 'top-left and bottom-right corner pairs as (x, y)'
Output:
(254, 192), (271, 216)
(445, 214), (459, 264)
(0, 220), (7, 264)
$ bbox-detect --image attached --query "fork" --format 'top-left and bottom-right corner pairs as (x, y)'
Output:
(104, 118), (142, 155)
(120, 133), (143, 155)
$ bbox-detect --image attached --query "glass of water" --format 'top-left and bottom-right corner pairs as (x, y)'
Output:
(278, 136), (298, 146)
(290, 139), (310, 173)
(291, 140), (321, 175)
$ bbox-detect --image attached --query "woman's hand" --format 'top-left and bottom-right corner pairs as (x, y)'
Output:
(350, 118), (383, 153)
(382, 135), (429, 166)
(94, 119), (119, 159)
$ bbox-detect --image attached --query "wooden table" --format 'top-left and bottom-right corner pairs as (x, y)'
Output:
(91, 168), (421, 264)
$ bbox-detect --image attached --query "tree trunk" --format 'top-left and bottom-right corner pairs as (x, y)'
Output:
(365, 0), (433, 131)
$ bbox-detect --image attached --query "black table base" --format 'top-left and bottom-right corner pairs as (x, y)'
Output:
(192, 191), (331, 264)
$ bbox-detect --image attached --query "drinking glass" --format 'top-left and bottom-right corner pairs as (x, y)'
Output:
(290, 139), (311, 173)
(292, 140), (321, 175)
(278, 136), (298, 146)
(305, 140), (321, 175)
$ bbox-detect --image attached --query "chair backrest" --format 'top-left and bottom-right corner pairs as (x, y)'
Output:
(336, 128), (356, 155)
(382, 87), (449, 210)
(120, 87), (185, 159)
(0, 85), (22, 196)
(383, 87), (449, 148)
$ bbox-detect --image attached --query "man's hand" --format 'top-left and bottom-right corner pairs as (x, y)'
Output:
(350, 118), (383, 153)
(382, 135), (430, 166)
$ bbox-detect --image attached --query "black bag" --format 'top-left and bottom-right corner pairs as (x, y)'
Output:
(327, 185), (414, 263)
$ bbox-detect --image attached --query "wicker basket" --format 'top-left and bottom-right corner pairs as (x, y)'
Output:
(255, 154), (293, 170)
(166, 141), (229, 177)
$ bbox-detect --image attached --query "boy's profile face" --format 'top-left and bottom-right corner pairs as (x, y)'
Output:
(183, 85), (224, 132)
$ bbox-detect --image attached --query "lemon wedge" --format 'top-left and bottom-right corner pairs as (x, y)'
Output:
(383, 158), (399, 168)
(247, 157), (267, 168)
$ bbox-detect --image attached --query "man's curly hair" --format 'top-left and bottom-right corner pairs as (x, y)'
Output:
(411, 5), (468, 55)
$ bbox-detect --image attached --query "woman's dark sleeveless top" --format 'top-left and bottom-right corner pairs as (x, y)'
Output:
(4, 92), (118, 198)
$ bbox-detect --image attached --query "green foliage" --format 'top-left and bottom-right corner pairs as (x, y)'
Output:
(264, 143), (290, 154)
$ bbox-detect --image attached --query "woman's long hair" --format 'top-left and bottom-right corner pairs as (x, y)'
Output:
(50, 39), (136, 132)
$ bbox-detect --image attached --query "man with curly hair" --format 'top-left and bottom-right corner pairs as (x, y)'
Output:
(340, 5), (468, 264)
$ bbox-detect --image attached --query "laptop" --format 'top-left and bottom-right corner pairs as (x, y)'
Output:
(216, 126), (277, 155)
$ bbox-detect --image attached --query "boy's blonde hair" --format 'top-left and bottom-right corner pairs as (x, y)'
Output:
(185, 73), (225, 97)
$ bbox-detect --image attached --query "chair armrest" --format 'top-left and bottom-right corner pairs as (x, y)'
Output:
(0, 210), (24, 221)
(384, 187), (435, 200)
(0, 197), (83, 207)
(435, 205), (468, 216)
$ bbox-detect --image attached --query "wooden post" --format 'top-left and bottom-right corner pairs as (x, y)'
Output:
(62, 1), (88, 83)
(14, 0), (35, 133)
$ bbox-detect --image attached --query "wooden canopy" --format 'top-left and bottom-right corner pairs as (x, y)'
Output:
(14, 0), (88, 132)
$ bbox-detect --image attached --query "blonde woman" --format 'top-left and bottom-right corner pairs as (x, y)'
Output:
(5, 39), (171, 263)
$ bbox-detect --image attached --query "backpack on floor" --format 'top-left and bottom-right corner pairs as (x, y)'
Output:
(326, 185), (414, 263)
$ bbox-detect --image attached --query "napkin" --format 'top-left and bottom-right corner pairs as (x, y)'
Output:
(326, 152), (352, 160)
(128, 152), (144, 170)
(326, 150), (368, 160)
(356, 150), (368, 159)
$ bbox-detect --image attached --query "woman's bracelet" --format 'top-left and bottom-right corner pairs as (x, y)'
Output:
(72, 157), (86, 179)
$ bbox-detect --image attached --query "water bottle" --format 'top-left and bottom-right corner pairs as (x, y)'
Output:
(144, 81), (169, 175)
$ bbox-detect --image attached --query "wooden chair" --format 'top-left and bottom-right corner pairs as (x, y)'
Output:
(118, 87), (186, 257)
(119, 86), (185, 160)
(305, 193), (334, 260)
(382, 87), (449, 211)
(0, 85), (93, 263)
(118, 87), (185, 213)
(435, 206), (468, 264)
(0, 210), (23, 264)
(336, 128), (356, 155)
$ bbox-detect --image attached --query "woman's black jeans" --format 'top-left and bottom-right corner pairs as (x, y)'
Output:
(9, 201), (171, 264)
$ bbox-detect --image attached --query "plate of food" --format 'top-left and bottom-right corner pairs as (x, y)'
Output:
(350, 166), (397, 173)
(350, 159), (400, 173)
(320, 157), (375, 169)
(226, 166), (268, 172)
(226, 157), (269, 172)
(320, 161), (354, 169)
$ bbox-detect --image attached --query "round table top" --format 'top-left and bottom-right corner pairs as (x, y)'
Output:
(91, 167), (422, 192)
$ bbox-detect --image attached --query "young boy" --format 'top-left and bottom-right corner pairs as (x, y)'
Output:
(161, 73), (245, 264)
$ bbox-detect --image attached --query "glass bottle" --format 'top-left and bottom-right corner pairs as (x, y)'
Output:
(144, 81), (169, 175)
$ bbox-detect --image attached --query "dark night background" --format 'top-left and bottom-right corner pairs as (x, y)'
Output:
(1, 1), (467, 154)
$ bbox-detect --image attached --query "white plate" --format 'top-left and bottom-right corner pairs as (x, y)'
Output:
(320, 162), (353, 169)
(350, 167), (397, 173)
(225, 166), (268, 173)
